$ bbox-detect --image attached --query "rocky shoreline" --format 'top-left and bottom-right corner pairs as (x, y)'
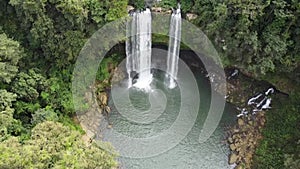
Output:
(75, 66), (123, 146)
(224, 68), (284, 169)
(228, 112), (266, 168)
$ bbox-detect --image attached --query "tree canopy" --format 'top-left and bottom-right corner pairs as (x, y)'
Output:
(0, 121), (118, 169)
(0, 33), (23, 83)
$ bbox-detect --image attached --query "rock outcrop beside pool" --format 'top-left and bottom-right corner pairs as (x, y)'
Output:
(228, 112), (266, 168)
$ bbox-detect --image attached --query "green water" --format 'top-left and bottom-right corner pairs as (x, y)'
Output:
(100, 69), (236, 169)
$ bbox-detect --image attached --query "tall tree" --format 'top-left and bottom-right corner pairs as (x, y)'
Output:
(0, 33), (23, 84)
(0, 121), (118, 169)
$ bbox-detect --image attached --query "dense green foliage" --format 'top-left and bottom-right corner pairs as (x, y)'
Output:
(253, 93), (300, 168)
(0, 121), (117, 169)
(0, 0), (128, 167)
(190, 0), (300, 79)
(0, 33), (24, 83)
(0, 92), (23, 141)
(0, 0), (128, 120)
(129, 0), (145, 9)
(1, 0), (127, 68)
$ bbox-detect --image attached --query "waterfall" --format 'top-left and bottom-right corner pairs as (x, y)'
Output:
(166, 5), (181, 88)
(126, 5), (182, 90)
(126, 12), (133, 87)
(238, 87), (275, 117)
(126, 8), (152, 89)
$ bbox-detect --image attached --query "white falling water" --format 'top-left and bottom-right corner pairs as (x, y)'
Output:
(126, 8), (152, 89)
(166, 5), (181, 88)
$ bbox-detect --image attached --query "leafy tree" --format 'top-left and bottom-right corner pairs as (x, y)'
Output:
(157, 0), (177, 10)
(12, 68), (48, 102)
(0, 121), (118, 169)
(46, 69), (75, 115)
(129, 0), (145, 9)
(9, 68), (48, 125)
(0, 33), (23, 84)
(192, 0), (300, 78)
(0, 90), (23, 141)
(0, 107), (22, 142)
(106, 0), (128, 21)
(0, 1), (128, 168)
(3, 0), (128, 69)
(0, 89), (16, 111)
(31, 108), (58, 126)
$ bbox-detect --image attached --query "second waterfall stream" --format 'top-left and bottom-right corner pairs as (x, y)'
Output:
(126, 5), (182, 89)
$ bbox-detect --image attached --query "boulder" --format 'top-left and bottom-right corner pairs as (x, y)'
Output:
(105, 106), (111, 113)
(238, 118), (245, 126)
(127, 5), (134, 12)
(107, 124), (113, 129)
(230, 144), (236, 151)
(166, 10), (172, 14)
(186, 13), (198, 20)
(84, 91), (93, 103)
(99, 92), (108, 106)
(245, 154), (252, 165)
(235, 142), (241, 149)
(229, 153), (238, 164)
(111, 67), (125, 84)
(152, 7), (162, 13)
(233, 128), (240, 133)
(82, 134), (92, 146)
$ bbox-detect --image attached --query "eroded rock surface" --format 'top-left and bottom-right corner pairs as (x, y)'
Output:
(227, 112), (266, 168)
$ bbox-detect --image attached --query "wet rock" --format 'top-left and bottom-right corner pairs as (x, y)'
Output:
(186, 13), (198, 20)
(237, 156), (242, 163)
(233, 134), (239, 141)
(107, 124), (113, 129)
(228, 109), (266, 168)
(99, 92), (108, 106)
(245, 154), (252, 164)
(152, 7), (162, 13)
(86, 129), (95, 138)
(82, 134), (92, 146)
(247, 116), (251, 121)
(84, 91), (93, 104)
(233, 129), (240, 133)
(105, 106), (111, 113)
(229, 153), (238, 164)
(261, 118), (266, 125)
(111, 67), (125, 85)
(166, 10), (172, 14)
(127, 5), (134, 12)
(230, 144), (236, 151)
(238, 118), (245, 126)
